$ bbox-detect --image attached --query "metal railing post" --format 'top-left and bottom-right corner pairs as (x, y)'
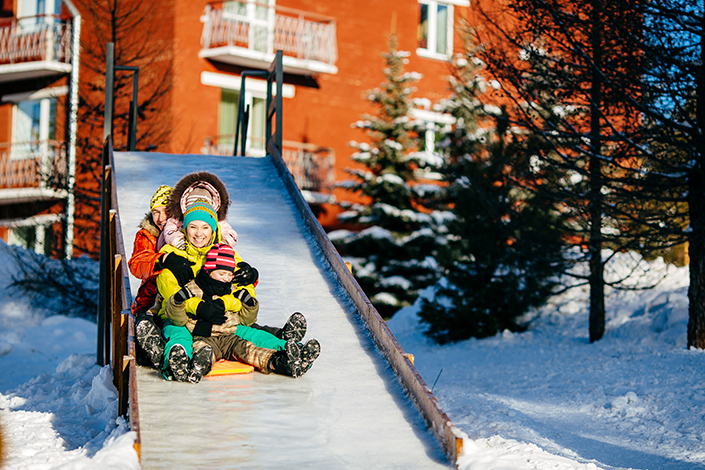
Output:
(103, 43), (114, 143)
(273, 50), (283, 153)
(98, 43), (116, 366)
(115, 65), (139, 151)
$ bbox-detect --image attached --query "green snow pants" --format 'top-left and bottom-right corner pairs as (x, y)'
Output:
(162, 321), (193, 373)
(235, 324), (287, 351)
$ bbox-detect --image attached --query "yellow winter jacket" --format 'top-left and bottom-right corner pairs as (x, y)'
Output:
(156, 231), (246, 321)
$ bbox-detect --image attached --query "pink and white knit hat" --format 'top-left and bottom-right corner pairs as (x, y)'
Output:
(180, 181), (222, 216)
(203, 243), (237, 273)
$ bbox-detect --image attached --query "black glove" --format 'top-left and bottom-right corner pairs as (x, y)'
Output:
(192, 320), (213, 338)
(232, 262), (258, 286)
(196, 299), (227, 325)
(234, 289), (256, 307)
(160, 253), (195, 286)
(173, 285), (194, 304)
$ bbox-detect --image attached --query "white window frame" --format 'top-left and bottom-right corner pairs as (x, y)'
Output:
(417, 0), (468, 60)
(11, 97), (55, 161)
(6, 87), (66, 161)
(17, 0), (61, 31)
(410, 107), (456, 180)
(223, 0), (276, 54)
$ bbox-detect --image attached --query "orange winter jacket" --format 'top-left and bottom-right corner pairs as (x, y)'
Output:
(129, 215), (163, 314)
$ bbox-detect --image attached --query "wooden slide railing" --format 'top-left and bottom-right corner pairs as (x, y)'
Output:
(97, 135), (141, 458)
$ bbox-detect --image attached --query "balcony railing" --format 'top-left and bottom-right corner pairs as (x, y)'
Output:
(200, 1), (338, 75)
(0, 16), (73, 64)
(202, 135), (335, 198)
(0, 15), (73, 82)
(0, 140), (68, 193)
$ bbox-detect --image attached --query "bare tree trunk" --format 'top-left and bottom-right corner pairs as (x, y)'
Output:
(589, 0), (605, 343)
(688, 176), (705, 348)
(688, 18), (705, 348)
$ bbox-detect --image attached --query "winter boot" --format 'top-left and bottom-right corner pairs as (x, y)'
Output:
(300, 339), (321, 375)
(188, 344), (214, 384)
(279, 312), (307, 342)
(167, 344), (191, 382)
(135, 313), (165, 369)
(268, 340), (303, 377)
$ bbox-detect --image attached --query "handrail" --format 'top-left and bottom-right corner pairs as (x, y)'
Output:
(234, 49), (282, 156)
(97, 135), (141, 458)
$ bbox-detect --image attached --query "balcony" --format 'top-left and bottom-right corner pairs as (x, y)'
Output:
(200, 1), (338, 75)
(202, 135), (335, 203)
(0, 140), (68, 204)
(0, 16), (73, 83)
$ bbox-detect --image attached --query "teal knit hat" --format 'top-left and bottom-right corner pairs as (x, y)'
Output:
(183, 200), (218, 233)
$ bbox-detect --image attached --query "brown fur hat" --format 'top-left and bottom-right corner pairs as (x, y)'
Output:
(167, 171), (230, 221)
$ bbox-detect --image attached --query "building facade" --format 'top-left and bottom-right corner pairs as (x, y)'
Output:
(0, 0), (472, 257)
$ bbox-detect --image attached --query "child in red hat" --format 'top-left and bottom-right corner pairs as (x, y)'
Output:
(164, 243), (320, 382)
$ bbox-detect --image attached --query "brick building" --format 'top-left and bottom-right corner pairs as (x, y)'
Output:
(0, 0), (472, 257)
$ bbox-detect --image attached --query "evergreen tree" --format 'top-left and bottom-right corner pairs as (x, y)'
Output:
(331, 35), (436, 319)
(419, 45), (567, 343)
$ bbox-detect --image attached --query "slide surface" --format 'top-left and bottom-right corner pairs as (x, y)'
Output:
(114, 152), (450, 469)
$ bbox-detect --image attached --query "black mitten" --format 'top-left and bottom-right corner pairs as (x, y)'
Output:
(160, 253), (195, 286)
(232, 262), (259, 286)
(196, 299), (227, 325)
(173, 285), (194, 304)
(234, 289), (256, 307)
(192, 320), (213, 338)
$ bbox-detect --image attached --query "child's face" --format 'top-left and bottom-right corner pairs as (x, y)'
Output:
(186, 221), (213, 248)
(151, 206), (168, 231)
(209, 269), (234, 283)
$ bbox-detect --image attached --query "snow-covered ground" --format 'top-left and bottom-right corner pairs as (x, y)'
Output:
(0, 238), (703, 469)
(0, 243), (139, 470)
(388, 255), (704, 470)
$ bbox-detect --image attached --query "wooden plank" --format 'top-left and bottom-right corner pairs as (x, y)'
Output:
(126, 313), (141, 461)
(267, 141), (465, 467)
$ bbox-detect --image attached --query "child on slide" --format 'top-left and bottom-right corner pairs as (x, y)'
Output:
(164, 242), (320, 381)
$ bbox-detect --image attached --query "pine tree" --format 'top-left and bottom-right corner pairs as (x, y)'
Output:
(419, 43), (567, 343)
(331, 34), (436, 319)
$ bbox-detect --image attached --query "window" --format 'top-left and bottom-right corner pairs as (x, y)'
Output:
(410, 106), (455, 179)
(417, 0), (467, 59)
(12, 97), (56, 159)
(218, 88), (266, 156)
(223, 0), (274, 53)
(17, 0), (61, 31)
(8, 224), (54, 255)
(202, 71), (295, 156)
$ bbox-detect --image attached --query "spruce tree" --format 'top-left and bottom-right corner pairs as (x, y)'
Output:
(419, 46), (567, 343)
(331, 35), (436, 319)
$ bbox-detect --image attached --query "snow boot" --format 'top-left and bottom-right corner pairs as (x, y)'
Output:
(135, 313), (165, 369)
(167, 344), (191, 382)
(300, 339), (320, 375)
(268, 340), (303, 377)
(188, 344), (213, 384)
(279, 312), (307, 342)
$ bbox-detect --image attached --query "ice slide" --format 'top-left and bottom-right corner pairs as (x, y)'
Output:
(114, 150), (464, 468)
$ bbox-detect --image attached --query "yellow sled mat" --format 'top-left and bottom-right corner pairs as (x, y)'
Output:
(206, 360), (255, 376)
